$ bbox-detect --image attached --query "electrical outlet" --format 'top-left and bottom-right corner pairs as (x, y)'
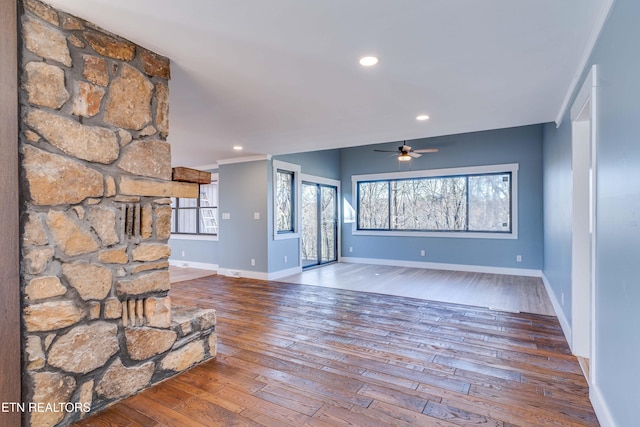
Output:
(420, 249), (426, 257)
(516, 255), (522, 262)
(349, 247), (353, 253)
(254, 212), (260, 220)
(284, 255), (288, 263)
(222, 212), (231, 220)
(181, 250), (185, 257)
(251, 258), (256, 266)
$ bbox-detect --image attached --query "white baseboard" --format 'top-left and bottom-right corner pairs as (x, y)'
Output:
(541, 273), (572, 346)
(339, 256), (542, 278)
(268, 266), (303, 280)
(219, 268), (268, 280)
(169, 260), (218, 271)
(590, 383), (617, 427)
(218, 266), (302, 281)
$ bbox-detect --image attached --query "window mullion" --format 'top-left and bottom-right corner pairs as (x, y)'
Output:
(387, 180), (392, 230)
(196, 185), (201, 234)
(465, 176), (470, 231)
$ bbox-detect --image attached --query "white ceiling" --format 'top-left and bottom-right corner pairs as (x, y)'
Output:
(46, 0), (608, 167)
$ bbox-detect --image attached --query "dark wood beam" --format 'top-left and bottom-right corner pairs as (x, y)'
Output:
(172, 167), (212, 184)
(0, 0), (21, 425)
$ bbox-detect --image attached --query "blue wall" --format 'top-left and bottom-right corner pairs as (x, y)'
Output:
(542, 121), (573, 326)
(542, 0), (640, 424)
(274, 149), (341, 180)
(169, 237), (218, 266)
(268, 150), (342, 273)
(341, 125), (544, 270)
(218, 160), (269, 273)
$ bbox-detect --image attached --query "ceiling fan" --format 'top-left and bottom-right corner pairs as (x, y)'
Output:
(374, 143), (439, 161)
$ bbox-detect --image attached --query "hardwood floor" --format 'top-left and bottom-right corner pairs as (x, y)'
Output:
(74, 274), (598, 427)
(169, 266), (216, 284)
(284, 263), (555, 316)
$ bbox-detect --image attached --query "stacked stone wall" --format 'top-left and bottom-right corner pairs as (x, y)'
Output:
(18, 1), (216, 425)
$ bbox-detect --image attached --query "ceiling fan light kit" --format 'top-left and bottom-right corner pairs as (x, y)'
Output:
(374, 142), (439, 161)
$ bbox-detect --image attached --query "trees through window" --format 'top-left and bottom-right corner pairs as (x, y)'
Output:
(356, 167), (513, 234)
(276, 169), (295, 233)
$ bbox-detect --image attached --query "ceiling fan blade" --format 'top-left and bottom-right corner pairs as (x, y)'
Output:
(373, 149), (398, 153)
(413, 148), (439, 153)
(408, 152), (422, 158)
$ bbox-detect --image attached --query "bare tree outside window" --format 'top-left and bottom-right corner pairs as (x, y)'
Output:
(321, 185), (336, 262)
(358, 181), (389, 229)
(276, 170), (294, 232)
(468, 174), (510, 231)
(357, 172), (511, 233)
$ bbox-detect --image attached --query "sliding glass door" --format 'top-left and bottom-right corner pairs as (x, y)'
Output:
(301, 182), (337, 268)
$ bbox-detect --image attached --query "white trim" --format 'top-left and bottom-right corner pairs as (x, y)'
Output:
(190, 163), (219, 172)
(300, 174), (340, 187)
(220, 268), (269, 280)
(588, 65), (599, 388)
(339, 256), (541, 278)
(273, 160), (302, 240)
(541, 273), (572, 346)
(569, 64), (599, 384)
(268, 266), (303, 280)
(352, 230), (517, 240)
(170, 234), (218, 242)
(590, 384), (616, 427)
(555, 0), (615, 126)
(218, 266), (302, 281)
(351, 163), (518, 240)
(352, 163), (518, 182)
(169, 259), (218, 271)
(571, 66), (598, 121)
(217, 154), (271, 165)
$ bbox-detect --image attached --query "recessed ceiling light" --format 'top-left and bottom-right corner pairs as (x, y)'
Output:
(416, 115), (430, 121)
(233, 145), (243, 151)
(359, 56), (379, 67)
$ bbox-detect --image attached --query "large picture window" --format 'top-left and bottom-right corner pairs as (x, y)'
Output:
(171, 181), (218, 235)
(353, 164), (517, 238)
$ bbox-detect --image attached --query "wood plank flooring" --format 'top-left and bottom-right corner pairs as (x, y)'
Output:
(284, 263), (555, 316)
(169, 266), (216, 284)
(74, 275), (598, 427)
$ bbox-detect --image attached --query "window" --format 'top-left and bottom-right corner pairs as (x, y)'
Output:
(353, 164), (517, 239)
(273, 160), (301, 239)
(276, 170), (294, 233)
(171, 180), (218, 235)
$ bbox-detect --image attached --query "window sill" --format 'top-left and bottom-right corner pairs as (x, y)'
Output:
(170, 234), (219, 242)
(352, 229), (517, 240)
(274, 232), (300, 241)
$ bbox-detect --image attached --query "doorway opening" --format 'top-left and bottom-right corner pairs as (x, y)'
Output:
(570, 65), (597, 384)
(301, 181), (338, 269)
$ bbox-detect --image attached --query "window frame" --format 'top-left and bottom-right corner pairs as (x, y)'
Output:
(352, 163), (519, 239)
(171, 175), (218, 238)
(273, 160), (301, 240)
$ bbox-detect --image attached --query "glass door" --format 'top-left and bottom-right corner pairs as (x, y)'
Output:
(301, 182), (337, 268)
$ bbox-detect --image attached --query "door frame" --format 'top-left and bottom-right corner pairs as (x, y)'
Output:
(570, 65), (598, 384)
(299, 174), (341, 268)
(0, 0), (22, 423)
